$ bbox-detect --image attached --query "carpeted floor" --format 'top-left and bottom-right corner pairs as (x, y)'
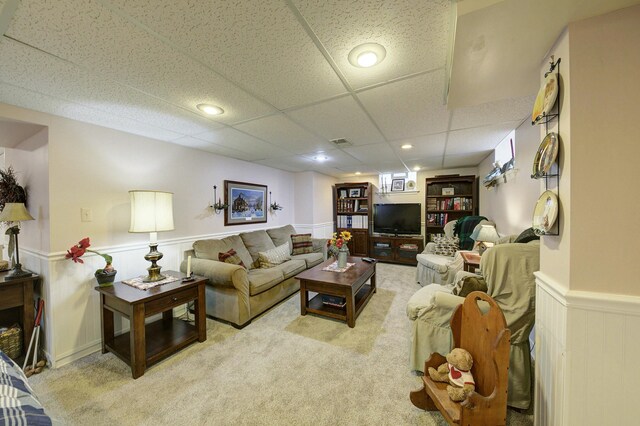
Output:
(30, 263), (533, 425)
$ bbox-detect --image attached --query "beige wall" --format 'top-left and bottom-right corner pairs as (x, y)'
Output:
(478, 119), (540, 236)
(568, 5), (640, 295)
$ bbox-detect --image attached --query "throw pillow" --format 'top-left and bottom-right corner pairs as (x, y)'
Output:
(453, 276), (488, 297)
(514, 227), (540, 244)
(291, 233), (313, 255)
(431, 235), (459, 257)
(218, 249), (246, 269)
(258, 243), (291, 268)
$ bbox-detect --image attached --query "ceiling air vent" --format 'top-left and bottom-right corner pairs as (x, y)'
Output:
(330, 138), (352, 147)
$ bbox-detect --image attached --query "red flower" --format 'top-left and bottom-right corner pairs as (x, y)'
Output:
(78, 237), (90, 249)
(65, 245), (86, 263)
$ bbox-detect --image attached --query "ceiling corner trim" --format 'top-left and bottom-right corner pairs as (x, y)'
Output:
(0, 0), (19, 37)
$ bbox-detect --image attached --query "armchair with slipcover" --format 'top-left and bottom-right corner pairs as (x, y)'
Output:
(407, 238), (539, 410)
(415, 217), (491, 286)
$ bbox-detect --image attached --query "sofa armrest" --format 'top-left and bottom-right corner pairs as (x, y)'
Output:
(180, 258), (249, 294)
(312, 237), (329, 260)
(424, 242), (436, 254)
(434, 292), (490, 313)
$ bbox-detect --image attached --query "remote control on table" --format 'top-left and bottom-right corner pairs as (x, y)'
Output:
(362, 257), (376, 263)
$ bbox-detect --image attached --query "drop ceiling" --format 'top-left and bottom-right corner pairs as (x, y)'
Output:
(0, 0), (636, 177)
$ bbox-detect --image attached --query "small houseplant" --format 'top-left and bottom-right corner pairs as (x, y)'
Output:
(66, 237), (117, 286)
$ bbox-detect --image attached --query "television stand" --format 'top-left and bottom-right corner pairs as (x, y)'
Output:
(370, 235), (424, 265)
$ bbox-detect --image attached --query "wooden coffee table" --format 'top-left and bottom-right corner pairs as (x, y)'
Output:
(295, 256), (376, 328)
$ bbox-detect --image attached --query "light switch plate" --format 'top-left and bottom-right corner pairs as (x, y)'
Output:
(81, 208), (93, 222)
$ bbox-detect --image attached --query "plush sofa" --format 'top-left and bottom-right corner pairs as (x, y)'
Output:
(180, 225), (326, 328)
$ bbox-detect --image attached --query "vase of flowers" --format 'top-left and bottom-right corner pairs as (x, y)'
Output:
(66, 237), (117, 286)
(328, 231), (351, 268)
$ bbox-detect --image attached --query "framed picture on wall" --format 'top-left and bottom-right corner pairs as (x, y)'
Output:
(391, 179), (405, 191)
(224, 180), (268, 226)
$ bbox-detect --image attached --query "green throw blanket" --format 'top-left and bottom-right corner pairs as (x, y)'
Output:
(454, 216), (487, 250)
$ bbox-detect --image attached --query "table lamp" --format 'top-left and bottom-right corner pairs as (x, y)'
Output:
(0, 203), (34, 279)
(470, 224), (500, 255)
(129, 190), (174, 282)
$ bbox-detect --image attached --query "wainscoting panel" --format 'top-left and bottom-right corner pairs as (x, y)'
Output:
(536, 272), (640, 425)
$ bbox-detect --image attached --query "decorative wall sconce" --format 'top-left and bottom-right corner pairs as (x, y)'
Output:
(211, 185), (228, 214)
(269, 191), (282, 212)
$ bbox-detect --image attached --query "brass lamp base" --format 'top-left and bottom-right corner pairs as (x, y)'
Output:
(143, 243), (166, 282)
(5, 263), (33, 280)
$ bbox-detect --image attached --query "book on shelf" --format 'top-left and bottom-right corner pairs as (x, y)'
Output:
(321, 295), (346, 307)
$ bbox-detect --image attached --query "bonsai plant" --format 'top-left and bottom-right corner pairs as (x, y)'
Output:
(66, 237), (117, 286)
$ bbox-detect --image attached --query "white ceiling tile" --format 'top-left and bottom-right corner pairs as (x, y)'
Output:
(255, 156), (312, 173)
(107, 0), (347, 109)
(343, 143), (397, 164)
(443, 152), (491, 168)
(173, 136), (260, 161)
(0, 38), (226, 135)
(370, 160), (408, 174)
(445, 122), (520, 156)
(392, 133), (447, 160)
(357, 70), (450, 140)
(450, 96), (535, 130)
(7, 0), (276, 124)
(409, 157), (445, 171)
(293, 0), (451, 89)
(234, 114), (333, 155)
(286, 96), (385, 146)
(0, 82), (183, 142)
(300, 149), (363, 168)
(192, 127), (289, 160)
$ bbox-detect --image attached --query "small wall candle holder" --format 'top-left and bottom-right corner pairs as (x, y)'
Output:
(269, 191), (282, 212)
(211, 185), (228, 214)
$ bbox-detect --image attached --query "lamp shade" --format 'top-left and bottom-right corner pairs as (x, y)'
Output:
(129, 190), (174, 233)
(0, 203), (34, 222)
(470, 224), (500, 243)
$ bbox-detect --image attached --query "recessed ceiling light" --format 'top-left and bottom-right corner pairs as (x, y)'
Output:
(413, 166), (421, 171)
(355, 172), (361, 175)
(401, 144), (413, 150)
(197, 104), (224, 116)
(348, 43), (386, 68)
(314, 154), (328, 162)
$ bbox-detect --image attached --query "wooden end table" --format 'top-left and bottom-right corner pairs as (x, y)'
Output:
(295, 256), (376, 328)
(0, 271), (40, 357)
(95, 271), (207, 379)
(460, 251), (481, 273)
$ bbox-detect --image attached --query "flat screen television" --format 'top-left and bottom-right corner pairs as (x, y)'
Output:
(373, 203), (421, 236)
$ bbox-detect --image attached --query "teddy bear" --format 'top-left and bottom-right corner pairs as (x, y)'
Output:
(427, 348), (475, 402)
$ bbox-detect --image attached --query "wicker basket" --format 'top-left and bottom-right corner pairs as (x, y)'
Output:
(0, 324), (23, 359)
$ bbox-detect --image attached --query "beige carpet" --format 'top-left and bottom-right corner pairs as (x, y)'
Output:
(30, 263), (533, 425)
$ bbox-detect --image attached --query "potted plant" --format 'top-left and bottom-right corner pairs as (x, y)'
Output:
(66, 237), (117, 286)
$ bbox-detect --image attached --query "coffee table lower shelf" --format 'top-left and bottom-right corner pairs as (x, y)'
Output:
(306, 284), (374, 323)
(105, 318), (198, 368)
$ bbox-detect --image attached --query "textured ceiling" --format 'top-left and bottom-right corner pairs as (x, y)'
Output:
(0, 0), (629, 177)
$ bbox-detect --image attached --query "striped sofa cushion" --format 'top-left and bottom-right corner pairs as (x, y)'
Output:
(218, 248), (246, 268)
(258, 243), (291, 268)
(290, 233), (313, 255)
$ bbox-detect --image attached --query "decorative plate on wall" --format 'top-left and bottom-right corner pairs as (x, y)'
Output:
(532, 132), (559, 178)
(531, 72), (559, 124)
(532, 190), (558, 235)
(406, 180), (416, 190)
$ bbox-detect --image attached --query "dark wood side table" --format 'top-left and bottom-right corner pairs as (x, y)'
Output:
(0, 271), (40, 357)
(95, 271), (207, 379)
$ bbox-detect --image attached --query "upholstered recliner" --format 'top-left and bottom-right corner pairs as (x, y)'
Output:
(415, 217), (490, 286)
(407, 238), (539, 410)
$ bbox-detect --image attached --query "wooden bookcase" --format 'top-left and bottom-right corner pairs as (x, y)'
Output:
(333, 182), (376, 257)
(425, 175), (479, 242)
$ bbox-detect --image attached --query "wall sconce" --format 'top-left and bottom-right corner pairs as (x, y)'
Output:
(211, 185), (228, 214)
(269, 191), (282, 212)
